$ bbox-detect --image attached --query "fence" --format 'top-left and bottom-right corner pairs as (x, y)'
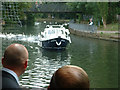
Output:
(1, 2), (22, 29)
(69, 21), (97, 33)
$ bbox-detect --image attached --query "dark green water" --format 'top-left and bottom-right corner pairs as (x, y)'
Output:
(0, 22), (118, 88)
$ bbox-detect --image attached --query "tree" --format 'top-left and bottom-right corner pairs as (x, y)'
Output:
(97, 2), (108, 28)
(18, 2), (33, 20)
(66, 2), (87, 22)
(107, 2), (119, 24)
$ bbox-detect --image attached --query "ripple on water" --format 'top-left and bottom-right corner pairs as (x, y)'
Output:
(21, 78), (29, 81)
(21, 54), (70, 88)
(22, 76), (30, 79)
(10, 36), (71, 88)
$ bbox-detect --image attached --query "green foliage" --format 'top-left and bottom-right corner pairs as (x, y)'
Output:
(66, 2), (119, 26)
(26, 13), (35, 25)
(97, 2), (108, 20)
(18, 2), (33, 20)
(101, 32), (103, 34)
(85, 2), (101, 25)
(85, 2), (98, 15)
(3, 2), (119, 26)
(107, 2), (119, 24)
(66, 2), (87, 22)
(97, 23), (118, 31)
(77, 14), (82, 23)
(97, 2), (108, 28)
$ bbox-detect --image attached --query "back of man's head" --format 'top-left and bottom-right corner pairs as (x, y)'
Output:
(49, 65), (89, 89)
(2, 43), (28, 75)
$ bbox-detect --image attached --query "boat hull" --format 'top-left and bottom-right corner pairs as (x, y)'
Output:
(42, 38), (69, 50)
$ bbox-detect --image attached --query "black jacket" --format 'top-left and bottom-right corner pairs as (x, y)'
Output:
(1, 70), (21, 90)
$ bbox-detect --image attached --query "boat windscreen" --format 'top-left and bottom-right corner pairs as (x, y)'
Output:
(48, 30), (55, 34)
(52, 26), (61, 28)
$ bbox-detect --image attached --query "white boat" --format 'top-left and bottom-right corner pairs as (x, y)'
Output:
(41, 25), (71, 50)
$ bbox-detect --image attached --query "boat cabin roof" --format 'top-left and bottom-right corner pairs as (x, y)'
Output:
(43, 25), (70, 36)
(46, 25), (64, 28)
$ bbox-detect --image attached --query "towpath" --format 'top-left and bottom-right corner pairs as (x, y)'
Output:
(97, 31), (119, 33)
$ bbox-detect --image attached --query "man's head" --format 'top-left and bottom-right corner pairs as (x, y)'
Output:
(90, 18), (92, 22)
(49, 65), (89, 88)
(2, 43), (28, 76)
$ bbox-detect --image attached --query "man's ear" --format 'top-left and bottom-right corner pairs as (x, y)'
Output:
(47, 86), (50, 90)
(2, 57), (4, 65)
(24, 60), (28, 69)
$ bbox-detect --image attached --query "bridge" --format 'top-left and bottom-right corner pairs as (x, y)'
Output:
(1, 2), (82, 28)
(25, 3), (82, 13)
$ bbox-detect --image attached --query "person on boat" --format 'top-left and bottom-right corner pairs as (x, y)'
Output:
(0, 43), (28, 89)
(48, 65), (90, 89)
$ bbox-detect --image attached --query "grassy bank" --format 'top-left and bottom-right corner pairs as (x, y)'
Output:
(97, 23), (118, 31)
(97, 23), (119, 40)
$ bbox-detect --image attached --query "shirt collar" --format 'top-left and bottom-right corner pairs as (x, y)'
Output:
(2, 67), (19, 84)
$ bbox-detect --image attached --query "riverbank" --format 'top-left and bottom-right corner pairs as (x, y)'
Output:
(69, 28), (119, 42)
(97, 23), (118, 31)
(69, 22), (119, 42)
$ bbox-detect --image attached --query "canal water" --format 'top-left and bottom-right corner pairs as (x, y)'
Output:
(0, 22), (118, 88)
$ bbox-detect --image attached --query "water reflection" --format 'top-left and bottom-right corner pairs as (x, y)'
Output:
(0, 32), (71, 88)
(20, 47), (71, 88)
(0, 22), (118, 88)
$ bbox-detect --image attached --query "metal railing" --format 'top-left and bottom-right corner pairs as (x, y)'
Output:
(1, 2), (22, 28)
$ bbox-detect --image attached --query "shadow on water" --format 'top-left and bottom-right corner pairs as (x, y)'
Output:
(41, 49), (70, 61)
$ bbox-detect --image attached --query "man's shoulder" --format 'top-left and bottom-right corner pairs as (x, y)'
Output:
(2, 75), (19, 88)
(2, 71), (20, 89)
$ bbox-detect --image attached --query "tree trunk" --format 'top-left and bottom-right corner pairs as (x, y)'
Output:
(102, 17), (107, 28)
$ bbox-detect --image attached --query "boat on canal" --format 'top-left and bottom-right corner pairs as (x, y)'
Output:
(41, 25), (71, 49)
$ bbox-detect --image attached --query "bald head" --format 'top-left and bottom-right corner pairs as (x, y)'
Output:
(3, 43), (28, 68)
(50, 65), (89, 88)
